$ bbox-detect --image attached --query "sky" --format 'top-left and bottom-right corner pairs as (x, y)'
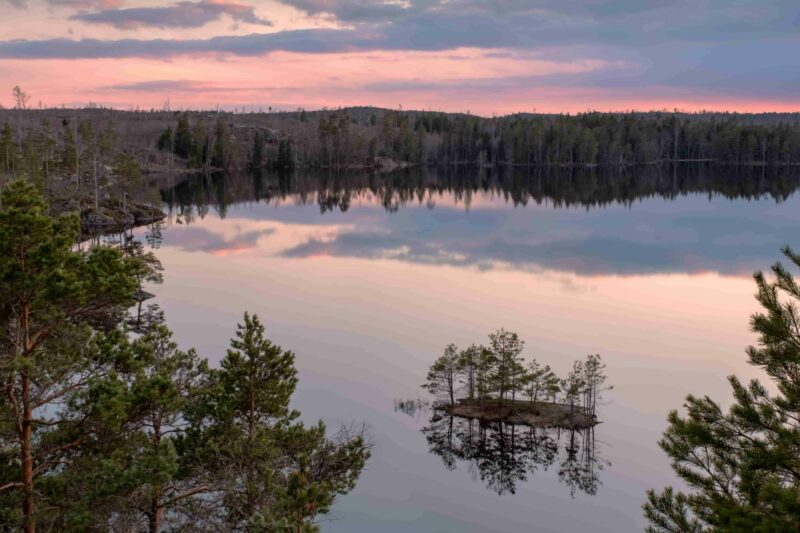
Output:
(0, 0), (799, 114)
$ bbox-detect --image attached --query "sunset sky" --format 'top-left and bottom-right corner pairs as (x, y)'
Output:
(1, 0), (798, 114)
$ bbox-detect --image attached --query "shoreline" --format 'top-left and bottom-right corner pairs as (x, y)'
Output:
(437, 399), (596, 429)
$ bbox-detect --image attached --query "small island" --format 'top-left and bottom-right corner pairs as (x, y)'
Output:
(440, 398), (595, 428)
(423, 330), (610, 430)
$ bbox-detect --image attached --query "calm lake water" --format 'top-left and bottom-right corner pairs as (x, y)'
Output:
(141, 167), (800, 532)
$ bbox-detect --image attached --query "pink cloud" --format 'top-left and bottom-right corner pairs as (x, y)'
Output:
(1, 47), (798, 114)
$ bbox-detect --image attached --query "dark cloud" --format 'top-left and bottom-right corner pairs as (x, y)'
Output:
(8, 0), (27, 8)
(71, 0), (271, 30)
(0, 1), (796, 59)
(0, 29), (354, 59)
(1, 0), (799, 103)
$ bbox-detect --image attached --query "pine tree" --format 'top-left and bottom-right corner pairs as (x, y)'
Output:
(184, 313), (369, 530)
(60, 121), (78, 179)
(128, 324), (207, 533)
(523, 360), (558, 410)
(0, 181), (138, 532)
(1, 122), (15, 175)
(489, 329), (525, 402)
(423, 344), (460, 406)
(251, 131), (263, 170)
(77, 119), (99, 209)
(457, 344), (481, 401)
(113, 153), (142, 215)
(173, 114), (193, 159)
(212, 118), (229, 170)
(644, 246), (800, 532)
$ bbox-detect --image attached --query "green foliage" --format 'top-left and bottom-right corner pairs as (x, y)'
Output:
(220, 312), (299, 429)
(212, 118), (229, 170)
(0, 122), (14, 175)
(523, 359), (559, 407)
(0, 180), (139, 531)
(644, 247), (800, 532)
(424, 329), (606, 422)
(0, 187), (370, 531)
(488, 328), (525, 401)
(113, 152), (142, 211)
(60, 121), (77, 177)
(157, 125), (173, 152)
(183, 312), (370, 531)
(423, 344), (460, 406)
(174, 114), (193, 160)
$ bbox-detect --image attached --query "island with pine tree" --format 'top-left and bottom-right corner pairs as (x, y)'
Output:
(422, 331), (610, 430)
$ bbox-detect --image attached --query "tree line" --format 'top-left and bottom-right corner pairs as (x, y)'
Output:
(265, 108), (800, 168)
(0, 113), (141, 210)
(0, 181), (370, 532)
(7, 90), (800, 183)
(416, 112), (800, 167)
(423, 329), (609, 421)
(163, 165), (800, 225)
(150, 109), (800, 170)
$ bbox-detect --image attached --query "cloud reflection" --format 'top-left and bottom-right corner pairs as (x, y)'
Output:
(169, 225), (275, 256)
(161, 168), (800, 277)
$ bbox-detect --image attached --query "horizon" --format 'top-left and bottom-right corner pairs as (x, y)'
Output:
(5, 104), (800, 118)
(2, 1), (800, 114)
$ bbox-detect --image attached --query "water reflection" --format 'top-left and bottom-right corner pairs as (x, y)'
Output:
(142, 166), (792, 532)
(158, 166), (800, 279)
(163, 165), (800, 216)
(421, 413), (605, 497)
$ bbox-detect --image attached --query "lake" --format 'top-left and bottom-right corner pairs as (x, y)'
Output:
(140, 166), (800, 532)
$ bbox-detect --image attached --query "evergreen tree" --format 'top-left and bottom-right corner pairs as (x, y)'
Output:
(423, 344), (460, 406)
(38, 120), (56, 181)
(60, 121), (78, 179)
(0, 181), (138, 532)
(488, 329), (525, 402)
(523, 360), (558, 409)
(475, 345), (497, 406)
(0, 122), (14, 175)
(173, 114), (193, 160)
(113, 153), (142, 214)
(77, 119), (99, 209)
(212, 118), (229, 170)
(561, 361), (585, 421)
(644, 247), (800, 532)
(185, 313), (370, 530)
(128, 324), (208, 533)
(251, 131), (264, 170)
(457, 344), (481, 401)
(157, 126), (173, 153)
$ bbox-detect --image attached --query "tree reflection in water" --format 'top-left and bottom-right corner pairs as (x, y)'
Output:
(421, 414), (606, 497)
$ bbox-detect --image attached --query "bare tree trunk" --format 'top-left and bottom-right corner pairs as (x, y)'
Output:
(149, 417), (163, 533)
(21, 305), (35, 533)
(93, 153), (98, 211)
(22, 372), (34, 533)
(148, 505), (163, 533)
